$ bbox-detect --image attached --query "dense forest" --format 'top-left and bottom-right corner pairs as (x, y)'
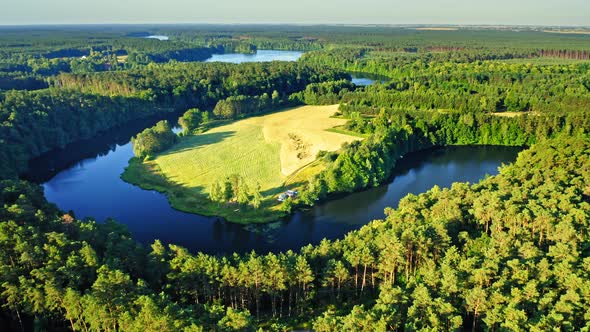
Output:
(0, 25), (589, 330)
(1, 137), (588, 331)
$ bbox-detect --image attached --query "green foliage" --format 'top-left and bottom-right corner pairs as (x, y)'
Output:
(0, 88), (172, 177)
(217, 308), (253, 331)
(131, 120), (177, 158)
(208, 180), (224, 204)
(312, 110), (589, 198)
(178, 108), (202, 135)
(296, 79), (355, 105)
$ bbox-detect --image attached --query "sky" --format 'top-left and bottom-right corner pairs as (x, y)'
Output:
(1, 0), (589, 26)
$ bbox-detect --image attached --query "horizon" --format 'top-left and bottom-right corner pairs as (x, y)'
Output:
(0, 23), (589, 28)
(2, 0), (589, 27)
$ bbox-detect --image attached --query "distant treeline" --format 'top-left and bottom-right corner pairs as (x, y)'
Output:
(301, 51), (590, 114)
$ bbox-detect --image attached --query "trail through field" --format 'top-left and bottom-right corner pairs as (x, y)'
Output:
(261, 104), (360, 175)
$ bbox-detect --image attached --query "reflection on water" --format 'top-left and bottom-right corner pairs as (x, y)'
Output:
(204, 50), (303, 63)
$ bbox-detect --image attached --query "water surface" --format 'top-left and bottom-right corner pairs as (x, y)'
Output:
(350, 72), (389, 86)
(144, 35), (169, 41)
(204, 50), (303, 63)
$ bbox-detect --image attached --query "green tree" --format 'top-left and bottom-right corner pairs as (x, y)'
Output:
(218, 308), (253, 331)
(250, 183), (262, 210)
(178, 108), (203, 135)
(209, 180), (224, 204)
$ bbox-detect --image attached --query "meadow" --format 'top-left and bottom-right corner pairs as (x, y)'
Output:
(122, 105), (360, 222)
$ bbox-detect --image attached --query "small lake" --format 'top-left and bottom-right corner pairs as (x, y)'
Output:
(28, 119), (520, 255)
(350, 72), (389, 86)
(144, 35), (169, 41)
(204, 50), (304, 63)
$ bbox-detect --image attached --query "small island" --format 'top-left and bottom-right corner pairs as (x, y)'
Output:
(122, 105), (360, 223)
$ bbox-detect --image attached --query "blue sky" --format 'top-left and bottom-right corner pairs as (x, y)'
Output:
(2, 0), (589, 26)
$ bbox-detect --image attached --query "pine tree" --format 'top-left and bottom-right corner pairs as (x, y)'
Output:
(251, 183), (262, 209)
(209, 180), (223, 204)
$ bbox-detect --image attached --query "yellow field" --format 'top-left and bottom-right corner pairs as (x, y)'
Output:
(153, 104), (359, 194)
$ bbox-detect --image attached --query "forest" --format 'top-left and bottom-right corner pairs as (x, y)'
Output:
(1, 137), (588, 331)
(0, 25), (589, 331)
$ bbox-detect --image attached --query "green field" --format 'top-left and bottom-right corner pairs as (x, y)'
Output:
(122, 105), (360, 223)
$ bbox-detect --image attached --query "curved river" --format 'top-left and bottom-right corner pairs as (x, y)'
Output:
(26, 115), (520, 255)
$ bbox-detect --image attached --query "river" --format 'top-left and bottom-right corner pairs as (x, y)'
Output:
(28, 118), (520, 255)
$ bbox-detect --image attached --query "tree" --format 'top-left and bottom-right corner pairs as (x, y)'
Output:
(280, 197), (293, 213)
(250, 183), (262, 210)
(217, 308), (252, 331)
(222, 179), (233, 203)
(178, 108), (203, 135)
(236, 182), (250, 206)
(131, 120), (177, 159)
(209, 180), (224, 204)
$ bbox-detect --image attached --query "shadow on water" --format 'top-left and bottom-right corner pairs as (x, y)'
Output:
(23, 113), (182, 183)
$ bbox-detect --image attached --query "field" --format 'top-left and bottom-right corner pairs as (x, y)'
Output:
(122, 105), (360, 223)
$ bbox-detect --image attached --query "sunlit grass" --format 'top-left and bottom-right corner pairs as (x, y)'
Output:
(122, 104), (361, 223)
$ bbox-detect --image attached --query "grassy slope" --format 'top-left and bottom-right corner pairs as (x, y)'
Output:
(122, 105), (360, 223)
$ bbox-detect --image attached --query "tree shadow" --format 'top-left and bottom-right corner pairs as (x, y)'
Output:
(159, 131), (236, 156)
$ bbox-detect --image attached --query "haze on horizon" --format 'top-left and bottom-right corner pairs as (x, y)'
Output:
(1, 0), (589, 27)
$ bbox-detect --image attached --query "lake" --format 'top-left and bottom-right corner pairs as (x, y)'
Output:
(28, 118), (520, 255)
(204, 50), (304, 63)
(350, 72), (389, 86)
(144, 35), (169, 41)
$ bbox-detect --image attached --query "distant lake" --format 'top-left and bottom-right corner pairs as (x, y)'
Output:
(350, 72), (389, 86)
(144, 35), (169, 41)
(204, 50), (304, 63)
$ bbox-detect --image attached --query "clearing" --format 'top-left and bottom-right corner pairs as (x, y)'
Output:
(122, 104), (360, 223)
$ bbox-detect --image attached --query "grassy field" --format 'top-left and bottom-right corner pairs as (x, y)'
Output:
(122, 105), (360, 223)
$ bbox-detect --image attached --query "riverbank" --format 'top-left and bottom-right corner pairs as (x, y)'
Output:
(121, 158), (288, 223)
